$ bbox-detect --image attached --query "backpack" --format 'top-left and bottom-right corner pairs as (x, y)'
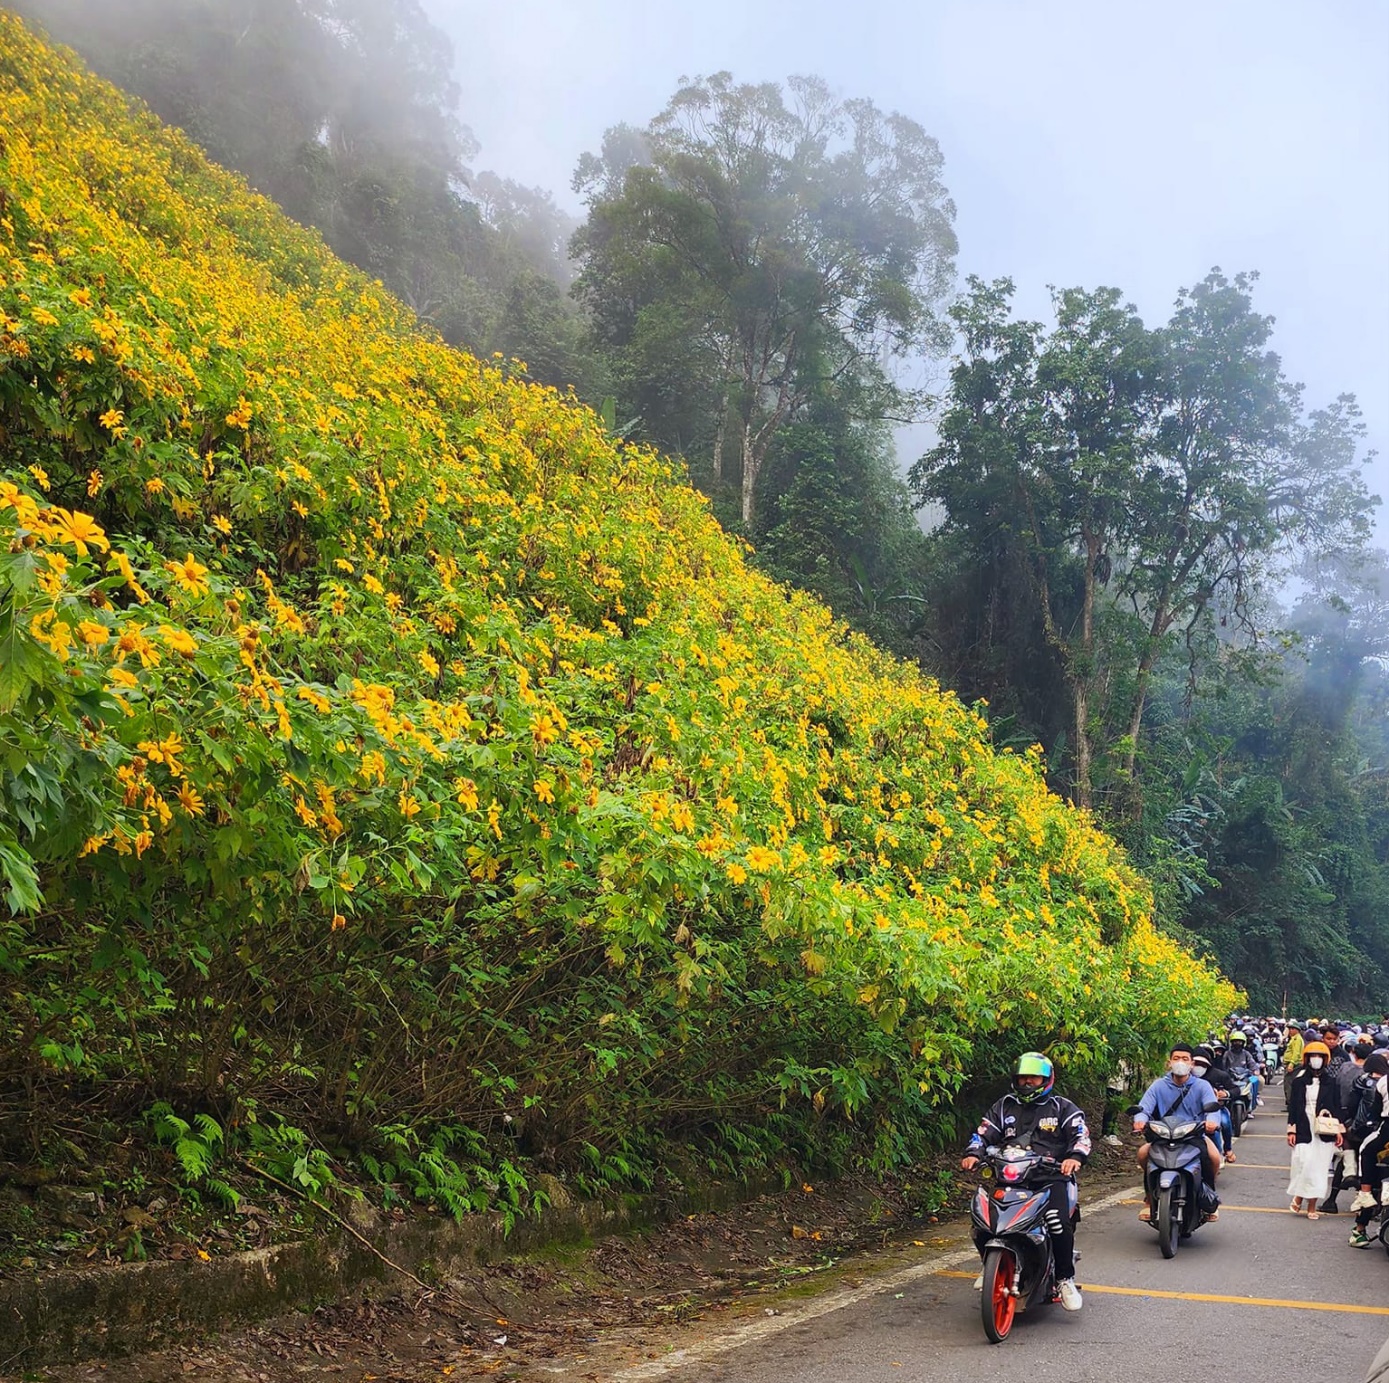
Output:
(1349, 1076), (1383, 1146)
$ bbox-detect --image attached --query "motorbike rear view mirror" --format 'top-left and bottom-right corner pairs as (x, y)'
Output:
(1202, 1100), (1220, 1112)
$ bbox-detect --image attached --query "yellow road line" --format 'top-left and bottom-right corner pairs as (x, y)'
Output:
(934, 1272), (1389, 1316)
(1119, 1199), (1293, 1214)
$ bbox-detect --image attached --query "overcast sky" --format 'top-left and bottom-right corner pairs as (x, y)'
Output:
(427, 0), (1389, 501)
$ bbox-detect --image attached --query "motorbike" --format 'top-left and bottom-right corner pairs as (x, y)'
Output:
(1228, 1075), (1254, 1136)
(969, 1145), (1075, 1342)
(1141, 1102), (1220, 1258)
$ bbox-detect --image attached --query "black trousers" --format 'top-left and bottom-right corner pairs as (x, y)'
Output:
(1041, 1181), (1077, 1278)
(1356, 1128), (1389, 1229)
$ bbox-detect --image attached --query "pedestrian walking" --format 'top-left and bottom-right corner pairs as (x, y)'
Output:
(1287, 1040), (1343, 1218)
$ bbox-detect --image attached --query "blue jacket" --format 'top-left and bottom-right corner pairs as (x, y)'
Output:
(1134, 1073), (1218, 1130)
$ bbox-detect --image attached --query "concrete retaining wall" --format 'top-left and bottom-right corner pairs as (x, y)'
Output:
(0, 1170), (779, 1368)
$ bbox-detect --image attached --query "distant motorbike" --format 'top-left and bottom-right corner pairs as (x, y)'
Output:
(969, 1146), (1074, 1342)
(1142, 1103), (1220, 1258)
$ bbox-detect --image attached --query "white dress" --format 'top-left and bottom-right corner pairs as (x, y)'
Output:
(1286, 1077), (1337, 1200)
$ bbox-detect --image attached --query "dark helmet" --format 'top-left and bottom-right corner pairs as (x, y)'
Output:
(1013, 1052), (1055, 1103)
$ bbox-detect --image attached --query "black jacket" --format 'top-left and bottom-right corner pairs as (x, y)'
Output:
(1334, 1058), (1365, 1116)
(965, 1091), (1091, 1166)
(1195, 1061), (1236, 1098)
(1349, 1073), (1386, 1145)
(1286, 1068), (1342, 1145)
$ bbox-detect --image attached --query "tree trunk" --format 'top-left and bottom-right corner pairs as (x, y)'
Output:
(1073, 680), (1092, 812)
(1072, 532), (1100, 812)
(712, 387), (730, 483)
(740, 418), (756, 525)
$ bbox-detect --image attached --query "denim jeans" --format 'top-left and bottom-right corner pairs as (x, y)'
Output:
(1217, 1107), (1234, 1154)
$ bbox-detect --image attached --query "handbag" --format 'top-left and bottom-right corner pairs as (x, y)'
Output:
(1314, 1109), (1341, 1138)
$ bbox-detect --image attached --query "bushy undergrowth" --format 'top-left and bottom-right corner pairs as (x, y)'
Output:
(0, 15), (1235, 1208)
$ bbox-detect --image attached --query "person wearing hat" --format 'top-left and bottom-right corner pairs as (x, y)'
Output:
(961, 1052), (1090, 1311)
(1286, 1040), (1344, 1218)
(1227, 1029), (1262, 1114)
(1282, 1023), (1305, 1109)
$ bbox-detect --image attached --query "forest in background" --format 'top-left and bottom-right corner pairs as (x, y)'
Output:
(12, 0), (1389, 1014)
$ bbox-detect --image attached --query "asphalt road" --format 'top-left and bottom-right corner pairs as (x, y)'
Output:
(618, 1114), (1389, 1383)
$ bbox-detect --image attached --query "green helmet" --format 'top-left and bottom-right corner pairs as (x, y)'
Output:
(1013, 1051), (1054, 1102)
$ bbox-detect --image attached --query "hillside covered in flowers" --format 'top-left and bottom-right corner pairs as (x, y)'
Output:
(0, 14), (1234, 1198)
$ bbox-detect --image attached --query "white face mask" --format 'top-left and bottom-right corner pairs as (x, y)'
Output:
(1308, 1057), (1325, 1070)
(1170, 1060), (1192, 1078)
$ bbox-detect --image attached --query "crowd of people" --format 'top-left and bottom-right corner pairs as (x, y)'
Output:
(960, 1015), (1389, 1314)
(1233, 1015), (1389, 1245)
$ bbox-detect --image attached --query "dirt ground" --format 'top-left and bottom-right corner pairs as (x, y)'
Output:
(11, 1134), (1142, 1383)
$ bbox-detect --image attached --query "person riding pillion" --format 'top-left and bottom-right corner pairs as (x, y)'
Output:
(961, 1052), (1090, 1313)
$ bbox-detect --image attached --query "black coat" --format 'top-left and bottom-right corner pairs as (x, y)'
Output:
(1286, 1068), (1342, 1145)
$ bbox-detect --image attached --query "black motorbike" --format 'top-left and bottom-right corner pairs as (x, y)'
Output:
(1142, 1103), (1219, 1258)
(969, 1146), (1074, 1342)
(1228, 1076), (1253, 1136)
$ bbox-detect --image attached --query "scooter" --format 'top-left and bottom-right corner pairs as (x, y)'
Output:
(969, 1146), (1075, 1342)
(1141, 1102), (1220, 1258)
(1228, 1076), (1253, 1136)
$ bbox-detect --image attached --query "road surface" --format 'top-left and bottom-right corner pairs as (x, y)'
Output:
(607, 1118), (1389, 1383)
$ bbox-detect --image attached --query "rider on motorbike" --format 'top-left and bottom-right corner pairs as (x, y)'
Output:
(961, 1052), (1090, 1312)
(1227, 1030), (1262, 1110)
(1133, 1044), (1222, 1222)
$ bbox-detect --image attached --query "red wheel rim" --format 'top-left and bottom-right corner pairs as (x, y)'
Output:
(991, 1251), (1016, 1334)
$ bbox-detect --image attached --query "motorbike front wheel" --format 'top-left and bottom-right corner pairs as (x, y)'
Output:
(981, 1246), (1017, 1343)
(1231, 1104), (1245, 1137)
(1156, 1186), (1180, 1258)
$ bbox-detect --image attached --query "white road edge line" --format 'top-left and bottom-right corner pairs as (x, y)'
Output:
(610, 1181), (1142, 1379)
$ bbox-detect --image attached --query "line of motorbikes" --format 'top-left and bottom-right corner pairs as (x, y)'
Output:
(968, 1066), (1261, 1343)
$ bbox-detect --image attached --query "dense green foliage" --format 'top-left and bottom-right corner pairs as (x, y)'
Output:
(0, 15), (1233, 1212)
(7, 0), (1385, 1110)
(911, 279), (1383, 1010)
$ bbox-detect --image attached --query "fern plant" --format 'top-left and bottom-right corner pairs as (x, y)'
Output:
(145, 1102), (240, 1208)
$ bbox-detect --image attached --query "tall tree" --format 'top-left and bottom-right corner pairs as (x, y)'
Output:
(573, 73), (957, 524)
(912, 271), (1375, 811)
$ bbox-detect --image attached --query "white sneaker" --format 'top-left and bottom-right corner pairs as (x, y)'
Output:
(1103, 1133), (1123, 1147)
(972, 1271), (983, 1291)
(1056, 1278), (1082, 1312)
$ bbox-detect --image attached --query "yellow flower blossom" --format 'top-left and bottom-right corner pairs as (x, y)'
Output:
(44, 506), (109, 556)
(164, 552), (210, 597)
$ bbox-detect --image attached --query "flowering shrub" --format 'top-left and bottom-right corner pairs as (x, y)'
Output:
(0, 15), (1235, 1180)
